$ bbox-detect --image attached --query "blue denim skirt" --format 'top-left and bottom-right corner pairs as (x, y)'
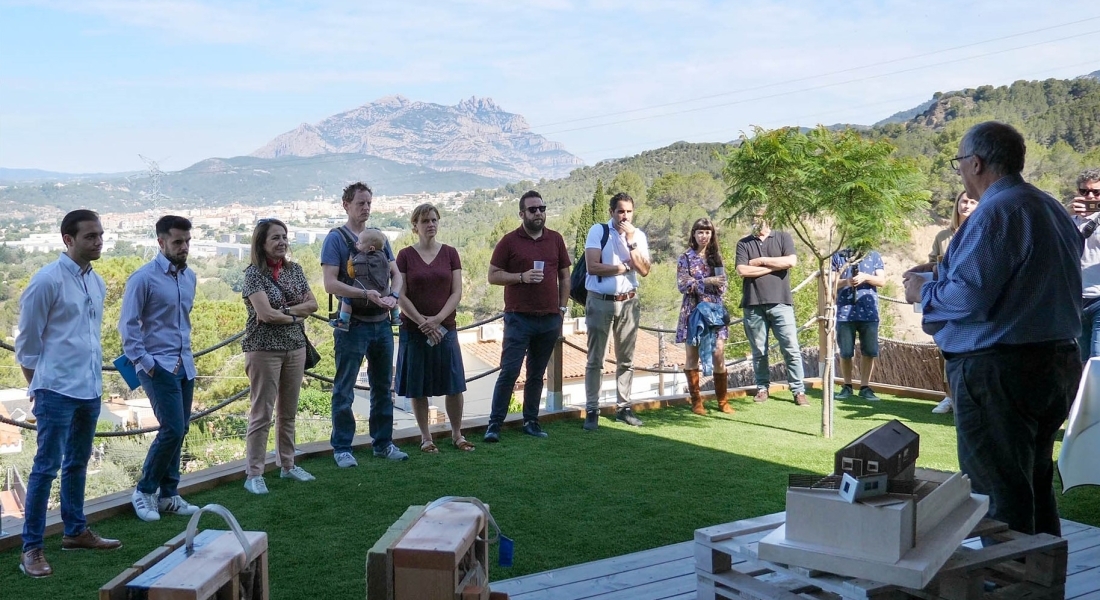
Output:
(395, 326), (467, 398)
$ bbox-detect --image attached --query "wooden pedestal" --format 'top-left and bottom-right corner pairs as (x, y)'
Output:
(390, 502), (490, 600)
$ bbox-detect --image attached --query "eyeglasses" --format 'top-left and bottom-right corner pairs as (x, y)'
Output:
(525, 206), (547, 214)
(949, 154), (974, 171)
(1080, 189), (1100, 198)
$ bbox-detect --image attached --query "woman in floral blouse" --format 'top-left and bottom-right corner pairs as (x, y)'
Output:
(240, 218), (318, 495)
(676, 218), (731, 415)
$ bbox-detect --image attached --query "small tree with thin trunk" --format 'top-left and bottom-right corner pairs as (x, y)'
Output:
(722, 126), (929, 437)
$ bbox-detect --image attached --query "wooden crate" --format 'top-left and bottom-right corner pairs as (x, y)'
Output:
(99, 528), (269, 600)
(390, 502), (489, 600)
(695, 514), (1066, 600)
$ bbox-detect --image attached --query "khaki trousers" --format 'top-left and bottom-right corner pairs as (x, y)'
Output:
(245, 348), (305, 477)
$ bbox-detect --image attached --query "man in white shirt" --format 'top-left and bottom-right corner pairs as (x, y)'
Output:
(582, 192), (651, 430)
(15, 210), (121, 578)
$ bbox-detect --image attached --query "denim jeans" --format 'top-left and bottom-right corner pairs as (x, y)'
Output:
(1079, 300), (1100, 361)
(22, 390), (101, 551)
(135, 368), (194, 497)
(947, 341), (1079, 536)
(331, 320), (394, 453)
(489, 313), (562, 425)
(584, 295), (640, 411)
(742, 303), (805, 393)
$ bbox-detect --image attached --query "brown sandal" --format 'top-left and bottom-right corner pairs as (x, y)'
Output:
(420, 439), (439, 454)
(452, 437), (475, 452)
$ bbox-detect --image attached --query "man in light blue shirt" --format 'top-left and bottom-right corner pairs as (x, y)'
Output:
(120, 216), (200, 522)
(15, 210), (121, 578)
(903, 121), (1081, 536)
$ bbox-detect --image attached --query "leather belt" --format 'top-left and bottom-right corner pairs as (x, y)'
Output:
(591, 291), (636, 302)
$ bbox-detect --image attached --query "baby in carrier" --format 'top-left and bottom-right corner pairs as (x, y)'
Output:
(331, 228), (391, 331)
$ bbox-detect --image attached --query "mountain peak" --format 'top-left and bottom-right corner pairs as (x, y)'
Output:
(251, 95), (581, 180)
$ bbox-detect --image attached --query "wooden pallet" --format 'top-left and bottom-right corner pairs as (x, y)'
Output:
(695, 513), (1066, 600)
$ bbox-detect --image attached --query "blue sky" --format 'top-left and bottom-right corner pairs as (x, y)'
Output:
(2, 1), (1099, 174)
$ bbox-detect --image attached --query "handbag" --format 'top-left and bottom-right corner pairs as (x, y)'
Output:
(267, 271), (321, 370)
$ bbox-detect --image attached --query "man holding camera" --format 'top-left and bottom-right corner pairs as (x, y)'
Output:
(830, 249), (886, 401)
(1072, 168), (1100, 361)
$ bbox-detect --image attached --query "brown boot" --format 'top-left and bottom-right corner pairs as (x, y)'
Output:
(685, 369), (705, 415)
(714, 372), (734, 413)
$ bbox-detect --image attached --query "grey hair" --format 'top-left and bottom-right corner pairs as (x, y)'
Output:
(1077, 168), (1100, 188)
(959, 121), (1026, 177)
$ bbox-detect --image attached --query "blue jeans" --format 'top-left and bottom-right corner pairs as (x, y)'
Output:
(135, 368), (194, 498)
(743, 303), (805, 393)
(947, 341), (1079, 536)
(836, 320), (880, 358)
(331, 320), (394, 453)
(1079, 299), (1100, 361)
(489, 313), (562, 425)
(22, 390), (101, 551)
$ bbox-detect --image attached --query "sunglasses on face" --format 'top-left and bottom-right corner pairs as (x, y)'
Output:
(526, 206), (547, 214)
(1080, 189), (1100, 197)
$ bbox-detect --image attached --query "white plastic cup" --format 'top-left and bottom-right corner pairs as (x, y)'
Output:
(533, 260), (545, 272)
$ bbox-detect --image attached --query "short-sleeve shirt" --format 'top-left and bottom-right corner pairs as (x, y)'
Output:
(397, 244), (462, 330)
(735, 230), (796, 307)
(831, 251), (885, 322)
(241, 262), (310, 353)
(584, 221), (650, 296)
(490, 227), (572, 314)
(321, 225), (395, 321)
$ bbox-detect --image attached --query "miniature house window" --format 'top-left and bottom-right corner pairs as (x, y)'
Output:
(866, 480), (879, 490)
(867, 461), (879, 473)
(843, 481), (851, 493)
(842, 457), (854, 471)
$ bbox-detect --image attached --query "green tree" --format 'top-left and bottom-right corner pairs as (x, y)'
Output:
(722, 126), (929, 437)
(608, 170), (647, 205)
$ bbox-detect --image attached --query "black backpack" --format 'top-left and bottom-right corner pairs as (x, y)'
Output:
(569, 223), (610, 306)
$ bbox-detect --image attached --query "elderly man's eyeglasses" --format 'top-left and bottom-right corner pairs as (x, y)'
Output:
(525, 206), (547, 214)
(1079, 189), (1100, 198)
(950, 154), (974, 171)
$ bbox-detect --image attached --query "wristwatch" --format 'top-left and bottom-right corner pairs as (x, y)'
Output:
(559, 306), (568, 315)
(389, 291), (400, 299)
(627, 242), (638, 251)
(282, 307), (291, 316)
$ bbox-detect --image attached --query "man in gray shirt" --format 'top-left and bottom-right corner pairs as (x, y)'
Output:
(1072, 168), (1100, 361)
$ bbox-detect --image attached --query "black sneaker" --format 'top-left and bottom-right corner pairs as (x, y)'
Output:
(522, 421), (548, 438)
(483, 422), (501, 443)
(859, 386), (880, 402)
(836, 384), (853, 399)
(583, 411), (599, 431)
(617, 407), (644, 427)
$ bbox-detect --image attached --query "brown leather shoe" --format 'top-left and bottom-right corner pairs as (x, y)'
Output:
(20, 548), (52, 578)
(794, 393), (809, 406)
(753, 389), (769, 403)
(61, 528), (122, 551)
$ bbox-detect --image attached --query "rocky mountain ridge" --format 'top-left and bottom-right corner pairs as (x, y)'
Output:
(251, 95), (585, 181)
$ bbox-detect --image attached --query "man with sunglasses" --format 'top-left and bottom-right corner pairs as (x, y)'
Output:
(1071, 168), (1100, 360)
(484, 190), (571, 442)
(904, 121), (1081, 537)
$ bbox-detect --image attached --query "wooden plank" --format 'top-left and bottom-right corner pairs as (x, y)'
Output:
(492, 542), (695, 595)
(139, 531), (267, 600)
(99, 567), (142, 600)
(392, 503), (483, 571)
(695, 512), (786, 544)
(498, 556), (695, 600)
(698, 568), (806, 600)
(367, 505), (425, 600)
(1066, 527), (1100, 554)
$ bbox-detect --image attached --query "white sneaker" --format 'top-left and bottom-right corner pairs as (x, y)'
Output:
(373, 443), (409, 461)
(932, 397), (954, 414)
(158, 495), (199, 516)
(280, 465), (315, 481)
(131, 490), (160, 522)
(334, 452), (358, 468)
(243, 477), (269, 495)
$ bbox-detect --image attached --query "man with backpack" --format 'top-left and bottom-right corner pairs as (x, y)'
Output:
(484, 191), (572, 442)
(322, 182), (407, 465)
(582, 192), (651, 431)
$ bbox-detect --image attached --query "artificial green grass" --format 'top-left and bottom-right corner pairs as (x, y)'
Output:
(4, 389), (1099, 599)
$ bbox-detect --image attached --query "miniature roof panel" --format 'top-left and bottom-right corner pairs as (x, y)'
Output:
(842, 419), (919, 460)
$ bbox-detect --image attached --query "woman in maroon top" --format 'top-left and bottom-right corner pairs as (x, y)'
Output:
(395, 203), (473, 453)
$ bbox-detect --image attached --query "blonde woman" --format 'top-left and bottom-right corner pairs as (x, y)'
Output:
(394, 204), (473, 453)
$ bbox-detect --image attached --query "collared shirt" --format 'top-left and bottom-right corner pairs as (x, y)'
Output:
(832, 251), (885, 322)
(490, 226), (571, 314)
(584, 220), (650, 295)
(921, 174), (1082, 353)
(15, 253), (106, 400)
(735, 230), (796, 307)
(119, 252), (197, 379)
